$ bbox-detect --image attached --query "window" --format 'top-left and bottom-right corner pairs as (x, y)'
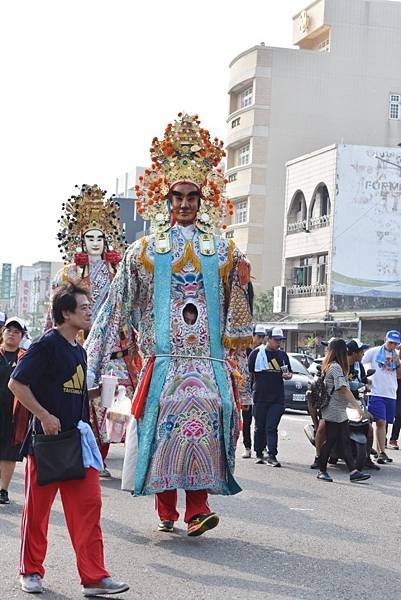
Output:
(389, 94), (401, 120)
(294, 257), (312, 286)
(238, 143), (250, 166)
(225, 230), (234, 239)
(231, 117), (240, 128)
(235, 200), (248, 224)
(240, 85), (253, 108)
(228, 173), (237, 183)
(317, 255), (327, 285)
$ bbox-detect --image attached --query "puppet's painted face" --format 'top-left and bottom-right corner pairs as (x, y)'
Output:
(170, 182), (200, 226)
(83, 229), (105, 256)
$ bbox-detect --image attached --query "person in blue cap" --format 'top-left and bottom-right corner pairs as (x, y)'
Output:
(362, 330), (401, 464)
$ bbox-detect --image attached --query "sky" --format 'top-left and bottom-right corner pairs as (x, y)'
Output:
(0, 0), (312, 266)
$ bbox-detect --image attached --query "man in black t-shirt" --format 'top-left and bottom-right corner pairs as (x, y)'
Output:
(248, 327), (292, 467)
(9, 282), (128, 597)
(347, 339), (379, 471)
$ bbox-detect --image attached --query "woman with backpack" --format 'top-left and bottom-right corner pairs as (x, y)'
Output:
(317, 338), (371, 483)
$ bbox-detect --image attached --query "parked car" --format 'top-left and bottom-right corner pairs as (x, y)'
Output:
(307, 357), (324, 376)
(284, 356), (313, 411)
(288, 352), (315, 370)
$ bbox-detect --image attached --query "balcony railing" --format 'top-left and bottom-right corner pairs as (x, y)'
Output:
(309, 214), (330, 229)
(287, 220), (307, 234)
(287, 215), (331, 234)
(287, 283), (327, 297)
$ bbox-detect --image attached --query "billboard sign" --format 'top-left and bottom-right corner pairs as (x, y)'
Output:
(331, 145), (401, 311)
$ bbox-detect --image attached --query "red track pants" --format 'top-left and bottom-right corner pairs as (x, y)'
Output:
(20, 456), (110, 585)
(156, 489), (211, 523)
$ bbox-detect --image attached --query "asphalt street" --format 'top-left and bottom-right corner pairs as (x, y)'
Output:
(2, 412), (401, 600)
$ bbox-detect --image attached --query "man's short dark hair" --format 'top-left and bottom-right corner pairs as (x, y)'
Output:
(52, 281), (89, 326)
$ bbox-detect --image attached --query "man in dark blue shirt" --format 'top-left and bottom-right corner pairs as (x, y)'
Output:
(248, 327), (292, 467)
(9, 282), (128, 597)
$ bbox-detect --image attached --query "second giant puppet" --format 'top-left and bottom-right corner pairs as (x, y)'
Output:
(53, 184), (139, 461)
(85, 114), (253, 533)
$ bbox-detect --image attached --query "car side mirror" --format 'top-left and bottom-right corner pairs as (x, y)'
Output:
(366, 369), (375, 377)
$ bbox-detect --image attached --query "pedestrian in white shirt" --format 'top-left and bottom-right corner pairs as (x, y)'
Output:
(362, 330), (401, 464)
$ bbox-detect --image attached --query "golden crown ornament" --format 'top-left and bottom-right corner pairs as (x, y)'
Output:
(135, 113), (234, 254)
(57, 184), (126, 262)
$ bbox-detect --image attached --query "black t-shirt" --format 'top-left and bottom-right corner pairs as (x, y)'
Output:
(349, 361), (368, 384)
(248, 347), (292, 404)
(11, 329), (89, 434)
(0, 350), (19, 440)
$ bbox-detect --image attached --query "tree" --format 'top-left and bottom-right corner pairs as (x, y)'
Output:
(253, 291), (273, 322)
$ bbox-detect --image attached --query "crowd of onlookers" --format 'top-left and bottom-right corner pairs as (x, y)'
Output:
(2, 315), (401, 508)
(241, 325), (401, 483)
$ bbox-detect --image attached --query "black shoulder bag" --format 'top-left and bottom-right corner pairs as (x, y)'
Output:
(32, 349), (87, 486)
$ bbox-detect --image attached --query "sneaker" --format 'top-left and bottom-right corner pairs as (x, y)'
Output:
(158, 520), (174, 533)
(242, 448), (251, 459)
(267, 455), (281, 467)
(350, 470), (371, 482)
(317, 471), (333, 482)
(99, 468), (111, 478)
(255, 456), (266, 464)
(365, 459), (380, 471)
(389, 440), (399, 450)
(0, 489), (10, 504)
(370, 448), (378, 458)
(262, 449), (268, 459)
(377, 452), (393, 464)
(82, 577), (129, 597)
(187, 513), (219, 537)
(310, 457), (320, 469)
(328, 457), (338, 465)
(20, 574), (43, 594)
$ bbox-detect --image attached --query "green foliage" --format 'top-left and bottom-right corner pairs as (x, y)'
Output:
(253, 292), (273, 322)
(304, 335), (316, 348)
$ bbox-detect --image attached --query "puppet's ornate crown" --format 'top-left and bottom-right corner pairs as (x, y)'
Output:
(57, 184), (126, 262)
(135, 113), (234, 232)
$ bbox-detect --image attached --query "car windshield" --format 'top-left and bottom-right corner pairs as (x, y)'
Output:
(289, 356), (310, 376)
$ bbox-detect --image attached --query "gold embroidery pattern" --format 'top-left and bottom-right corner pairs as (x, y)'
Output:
(138, 238), (154, 274)
(219, 239), (235, 283)
(172, 242), (201, 274)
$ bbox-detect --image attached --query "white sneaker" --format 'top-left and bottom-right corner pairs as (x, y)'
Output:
(242, 449), (251, 458)
(20, 574), (43, 593)
(82, 577), (129, 597)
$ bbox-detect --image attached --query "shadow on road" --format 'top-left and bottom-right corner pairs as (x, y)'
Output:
(149, 535), (401, 598)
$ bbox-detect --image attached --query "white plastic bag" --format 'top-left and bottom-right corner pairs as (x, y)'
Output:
(106, 385), (132, 443)
(121, 417), (137, 491)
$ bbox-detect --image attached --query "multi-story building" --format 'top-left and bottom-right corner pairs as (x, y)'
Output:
(114, 167), (146, 243)
(278, 143), (401, 351)
(31, 261), (63, 331)
(225, 0), (401, 293)
(0, 263), (12, 312)
(14, 266), (34, 319)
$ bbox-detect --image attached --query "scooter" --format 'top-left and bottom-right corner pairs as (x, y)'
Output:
(328, 391), (370, 471)
(304, 369), (375, 471)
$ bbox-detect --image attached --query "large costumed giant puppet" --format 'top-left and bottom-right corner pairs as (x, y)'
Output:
(52, 184), (140, 475)
(85, 113), (253, 535)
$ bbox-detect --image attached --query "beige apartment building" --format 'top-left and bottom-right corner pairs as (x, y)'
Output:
(279, 143), (401, 351)
(225, 0), (401, 293)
